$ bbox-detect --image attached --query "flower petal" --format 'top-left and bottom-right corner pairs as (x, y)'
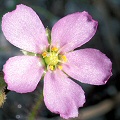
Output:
(51, 12), (98, 52)
(63, 49), (112, 85)
(43, 70), (85, 119)
(3, 56), (44, 93)
(2, 4), (48, 53)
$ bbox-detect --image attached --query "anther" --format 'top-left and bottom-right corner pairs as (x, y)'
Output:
(42, 51), (47, 58)
(49, 65), (54, 71)
(58, 65), (63, 70)
(61, 55), (67, 62)
(51, 47), (58, 52)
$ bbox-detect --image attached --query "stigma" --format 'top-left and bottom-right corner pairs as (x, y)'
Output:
(44, 52), (59, 66)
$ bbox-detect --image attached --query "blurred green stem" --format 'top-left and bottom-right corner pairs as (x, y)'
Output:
(28, 91), (44, 120)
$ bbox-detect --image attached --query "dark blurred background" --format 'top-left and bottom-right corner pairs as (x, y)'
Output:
(0, 0), (120, 120)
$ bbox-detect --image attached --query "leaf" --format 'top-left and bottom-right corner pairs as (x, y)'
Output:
(0, 71), (6, 107)
(0, 72), (6, 90)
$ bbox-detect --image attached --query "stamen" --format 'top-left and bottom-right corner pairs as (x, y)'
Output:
(51, 47), (58, 52)
(49, 65), (54, 71)
(58, 60), (65, 63)
(61, 55), (67, 62)
(42, 51), (47, 58)
(58, 65), (63, 70)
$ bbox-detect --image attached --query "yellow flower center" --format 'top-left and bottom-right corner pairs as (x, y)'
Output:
(44, 52), (58, 66)
(42, 46), (67, 71)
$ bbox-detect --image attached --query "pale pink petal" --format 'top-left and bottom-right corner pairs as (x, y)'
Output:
(43, 70), (85, 119)
(2, 4), (48, 53)
(51, 12), (98, 52)
(3, 56), (44, 93)
(63, 49), (112, 85)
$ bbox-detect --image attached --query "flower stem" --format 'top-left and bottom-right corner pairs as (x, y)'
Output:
(28, 91), (43, 120)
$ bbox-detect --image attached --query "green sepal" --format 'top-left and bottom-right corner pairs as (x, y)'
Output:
(21, 50), (37, 56)
(46, 28), (51, 44)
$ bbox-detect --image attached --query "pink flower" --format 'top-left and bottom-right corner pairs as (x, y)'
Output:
(2, 4), (112, 119)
